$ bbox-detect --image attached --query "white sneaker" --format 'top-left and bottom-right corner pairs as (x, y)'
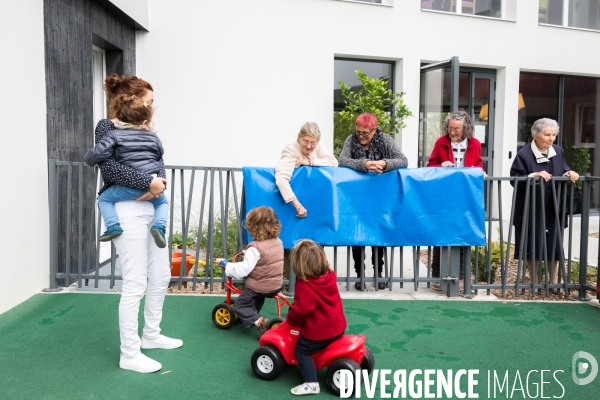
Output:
(291, 382), (320, 396)
(141, 334), (183, 350)
(119, 353), (161, 373)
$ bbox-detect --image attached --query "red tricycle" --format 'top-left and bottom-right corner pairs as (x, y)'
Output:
(211, 252), (293, 330)
(251, 320), (375, 395)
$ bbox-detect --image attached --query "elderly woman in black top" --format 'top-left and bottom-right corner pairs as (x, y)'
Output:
(339, 112), (408, 290)
(510, 118), (579, 287)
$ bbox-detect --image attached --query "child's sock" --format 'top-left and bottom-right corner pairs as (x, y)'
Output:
(291, 382), (320, 396)
(150, 224), (166, 248)
(99, 224), (123, 242)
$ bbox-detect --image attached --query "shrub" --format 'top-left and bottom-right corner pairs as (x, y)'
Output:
(199, 206), (241, 260)
(470, 241), (510, 284)
(334, 70), (412, 157)
(170, 231), (195, 249)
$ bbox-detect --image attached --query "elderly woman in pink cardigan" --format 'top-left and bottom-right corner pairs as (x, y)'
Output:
(275, 122), (338, 290)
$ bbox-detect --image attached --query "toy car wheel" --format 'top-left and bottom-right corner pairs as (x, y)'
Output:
(212, 303), (236, 329)
(266, 317), (284, 330)
(326, 358), (360, 396)
(360, 347), (375, 375)
(251, 344), (285, 380)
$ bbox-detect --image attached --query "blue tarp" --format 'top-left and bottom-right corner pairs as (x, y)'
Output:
(242, 167), (485, 248)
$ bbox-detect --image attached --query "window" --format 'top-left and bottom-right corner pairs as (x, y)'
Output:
(92, 46), (106, 127)
(517, 73), (559, 150)
(421, 0), (504, 18)
(335, 0), (392, 5)
(518, 72), (600, 207)
(540, 0), (600, 30)
(333, 58), (394, 154)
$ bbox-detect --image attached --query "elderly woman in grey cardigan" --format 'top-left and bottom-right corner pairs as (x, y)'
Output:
(339, 112), (408, 290)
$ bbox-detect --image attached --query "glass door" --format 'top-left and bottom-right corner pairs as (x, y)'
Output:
(419, 60), (496, 174)
(471, 73), (495, 173)
(418, 56), (460, 167)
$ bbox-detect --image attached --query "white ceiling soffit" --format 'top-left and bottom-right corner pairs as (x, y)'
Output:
(102, 0), (150, 31)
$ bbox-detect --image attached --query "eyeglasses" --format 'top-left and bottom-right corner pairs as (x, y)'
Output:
(355, 128), (374, 138)
(447, 127), (463, 133)
(300, 138), (318, 147)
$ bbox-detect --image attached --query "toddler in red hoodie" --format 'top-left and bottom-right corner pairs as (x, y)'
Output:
(286, 240), (347, 396)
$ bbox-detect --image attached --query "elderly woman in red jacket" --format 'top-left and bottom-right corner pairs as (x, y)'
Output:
(427, 110), (484, 290)
(428, 110), (483, 169)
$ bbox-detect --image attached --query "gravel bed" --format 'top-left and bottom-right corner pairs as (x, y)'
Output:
(419, 250), (597, 301)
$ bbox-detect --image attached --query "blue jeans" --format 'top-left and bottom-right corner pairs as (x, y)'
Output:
(98, 185), (168, 228)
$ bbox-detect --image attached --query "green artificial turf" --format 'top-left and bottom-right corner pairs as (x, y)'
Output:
(0, 293), (599, 399)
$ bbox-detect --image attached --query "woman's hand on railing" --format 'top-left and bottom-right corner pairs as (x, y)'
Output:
(295, 157), (311, 168)
(534, 171), (552, 182)
(565, 170), (580, 183)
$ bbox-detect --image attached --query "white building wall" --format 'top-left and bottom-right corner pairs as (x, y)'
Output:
(137, 0), (600, 173)
(0, 0), (49, 315)
(3, 0), (600, 314)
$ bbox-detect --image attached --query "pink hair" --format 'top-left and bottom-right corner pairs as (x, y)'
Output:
(355, 113), (378, 129)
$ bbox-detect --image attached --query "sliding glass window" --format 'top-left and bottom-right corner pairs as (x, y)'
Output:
(539, 0), (600, 30)
(422, 0), (503, 18)
(518, 72), (600, 206)
(333, 59), (394, 155)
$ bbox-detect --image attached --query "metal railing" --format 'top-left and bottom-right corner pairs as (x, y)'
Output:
(48, 159), (599, 300)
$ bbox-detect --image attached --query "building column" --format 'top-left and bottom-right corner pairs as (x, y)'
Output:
(395, 56), (421, 168)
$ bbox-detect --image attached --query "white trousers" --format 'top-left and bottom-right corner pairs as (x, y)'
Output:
(113, 201), (171, 358)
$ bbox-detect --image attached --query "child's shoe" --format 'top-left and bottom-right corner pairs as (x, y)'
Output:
(291, 382), (320, 396)
(150, 224), (166, 248)
(257, 316), (270, 339)
(99, 224), (123, 242)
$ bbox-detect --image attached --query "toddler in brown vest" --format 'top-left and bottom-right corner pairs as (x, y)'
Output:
(216, 206), (284, 338)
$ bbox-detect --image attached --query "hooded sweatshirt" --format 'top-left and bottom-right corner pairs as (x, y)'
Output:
(286, 270), (346, 341)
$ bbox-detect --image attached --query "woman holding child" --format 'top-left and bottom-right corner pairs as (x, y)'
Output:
(89, 74), (182, 374)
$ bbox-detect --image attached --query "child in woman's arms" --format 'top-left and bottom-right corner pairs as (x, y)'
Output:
(84, 94), (168, 247)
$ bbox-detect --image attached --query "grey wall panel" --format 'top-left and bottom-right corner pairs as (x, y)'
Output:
(45, 0), (137, 281)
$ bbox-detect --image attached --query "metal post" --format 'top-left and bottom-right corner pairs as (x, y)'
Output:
(574, 175), (591, 301)
(462, 246), (473, 299)
(288, 257), (296, 296)
(450, 56), (460, 112)
(445, 246), (460, 297)
(43, 159), (62, 292)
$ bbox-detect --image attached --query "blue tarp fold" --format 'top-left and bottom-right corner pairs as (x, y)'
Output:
(242, 167), (485, 248)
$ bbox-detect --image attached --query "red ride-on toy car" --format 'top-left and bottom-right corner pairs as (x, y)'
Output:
(211, 252), (294, 330)
(251, 320), (375, 395)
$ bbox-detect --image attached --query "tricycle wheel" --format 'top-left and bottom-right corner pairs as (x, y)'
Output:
(212, 303), (236, 329)
(266, 317), (284, 331)
(251, 344), (285, 380)
(326, 358), (360, 396)
(360, 347), (375, 375)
